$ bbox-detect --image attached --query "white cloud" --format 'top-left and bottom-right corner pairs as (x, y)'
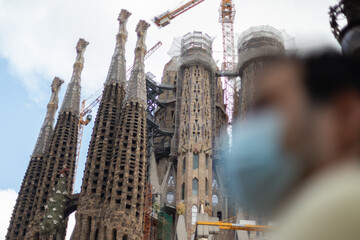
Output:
(0, 0), (340, 104)
(0, 189), (17, 239)
(0, 1), (343, 238)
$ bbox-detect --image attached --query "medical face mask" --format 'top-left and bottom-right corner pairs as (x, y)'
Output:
(226, 111), (302, 215)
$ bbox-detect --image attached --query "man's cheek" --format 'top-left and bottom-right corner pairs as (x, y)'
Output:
(313, 114), (337, 162)
(282, 112), (303, 155)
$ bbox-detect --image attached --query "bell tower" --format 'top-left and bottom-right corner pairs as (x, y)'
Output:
(26, 38), (89, 240)
(6, 77), (64, 240)
(71, 10), (131, 240)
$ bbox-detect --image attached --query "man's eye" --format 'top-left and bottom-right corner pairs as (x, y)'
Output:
(254, 98), (269, 110)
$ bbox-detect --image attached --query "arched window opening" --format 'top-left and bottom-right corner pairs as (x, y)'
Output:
(191, 205), (198, 225)
(167, 191), (174, 204)
(212, 194), (219, 207)
(112, 229), (117, 240)
(183, 157), (186, 174)
(212, 179), (218, 189)
(86, 216), (92, 240)
(192, 178), (198, 196)
(193, 154), (199, 169)
(95, 228), (99, 240)
(217, 211), (222, 221)
(205, 178), (208, 195)
(181, 183), (185, 200)
(168, 174), (175, 186)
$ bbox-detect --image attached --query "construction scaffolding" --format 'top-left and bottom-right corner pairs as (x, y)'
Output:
(233, 26), (296, 96)
(219, 0), (236, 124)
(157, 212), (173, 240)
(178, 31), (217, 73)
(237, 25), (295, 75)
(144, 183), (153, 240)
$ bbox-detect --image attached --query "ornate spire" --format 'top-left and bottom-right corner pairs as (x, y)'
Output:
(32, 77), (64, 156)
(125, 20), (150, 106)
(105, 9), (131, 86)
(60, 38), (89, 115)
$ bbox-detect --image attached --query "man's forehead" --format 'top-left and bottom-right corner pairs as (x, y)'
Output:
(258, 61), (302, 94)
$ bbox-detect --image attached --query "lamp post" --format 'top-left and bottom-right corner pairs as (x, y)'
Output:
(330, 0), (360, 56)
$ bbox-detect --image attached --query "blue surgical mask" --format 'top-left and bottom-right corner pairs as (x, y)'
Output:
(226, 111), (302, 215)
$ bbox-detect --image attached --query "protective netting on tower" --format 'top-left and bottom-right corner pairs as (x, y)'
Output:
(237, 25), (296, 53)
(168, 31), (215, 57)
(235, 25), (296, 90)
(157, 212), (172, 240)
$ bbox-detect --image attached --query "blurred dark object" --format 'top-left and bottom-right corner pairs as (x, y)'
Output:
(329, 0), (360, 56)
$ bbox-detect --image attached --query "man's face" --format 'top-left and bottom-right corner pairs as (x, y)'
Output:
(254, 61), (316, 163)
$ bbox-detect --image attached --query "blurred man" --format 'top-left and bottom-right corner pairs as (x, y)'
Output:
(227, 52), (360, 240)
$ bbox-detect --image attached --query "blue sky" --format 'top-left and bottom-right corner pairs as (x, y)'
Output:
(0, 0), (341, 238)
(0, 56), (92, 192)
(0, 66), (95, 193)
(0, 57), (47, 191)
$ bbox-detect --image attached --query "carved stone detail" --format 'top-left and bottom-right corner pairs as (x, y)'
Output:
(125, 20), (150, 106)
(60, 38), (89, 115)
(32, 77), (64, 156)
(105, 9), (131, 85)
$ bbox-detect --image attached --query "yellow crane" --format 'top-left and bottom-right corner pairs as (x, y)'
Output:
(197, 221), (272, 232)
(195, 215), (272, 238)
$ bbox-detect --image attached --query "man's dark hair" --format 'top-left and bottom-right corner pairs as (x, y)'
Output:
(303, 51), (360, 103)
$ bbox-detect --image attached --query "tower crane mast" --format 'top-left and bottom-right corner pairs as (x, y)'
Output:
(153, 0), (237, 123)
(73, 95), (101, 191)
(220, 0), (236, 123)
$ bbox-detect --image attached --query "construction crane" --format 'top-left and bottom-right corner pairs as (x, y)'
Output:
(73, 41), (163, 190)
(153, 0), (207, 28)
(219, 0), (236, 123)
(153, 0), (237, 123)
(196, 214), (272, 237)
(73, 95), (102, 191)
(196, 221), (272, 232)
(126, 41), (163, 78)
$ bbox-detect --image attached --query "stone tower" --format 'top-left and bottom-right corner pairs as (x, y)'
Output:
(6, 77), (64, 240)
(234, 26), (286, 121)
(103, 20), (150, 240)
(152, 32), (229, 239)
(233, 26), (288, 240)
(71, 10), (131, 240)
(25, 38), (89, 240)
(174, 32), (216, 238)
(152, 56), (179, 209)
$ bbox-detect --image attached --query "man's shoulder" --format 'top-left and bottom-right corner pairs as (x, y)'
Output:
(274, 162), (360, 240)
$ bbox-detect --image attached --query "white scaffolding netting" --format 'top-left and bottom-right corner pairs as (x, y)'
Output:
(235, 25), (296, 91)
(237, 25), (296, 56)
(168, 31), (215, 57)
(168, 36), (183, 57)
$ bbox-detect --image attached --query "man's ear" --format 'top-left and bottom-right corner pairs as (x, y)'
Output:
(333, 91), (360, 151)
